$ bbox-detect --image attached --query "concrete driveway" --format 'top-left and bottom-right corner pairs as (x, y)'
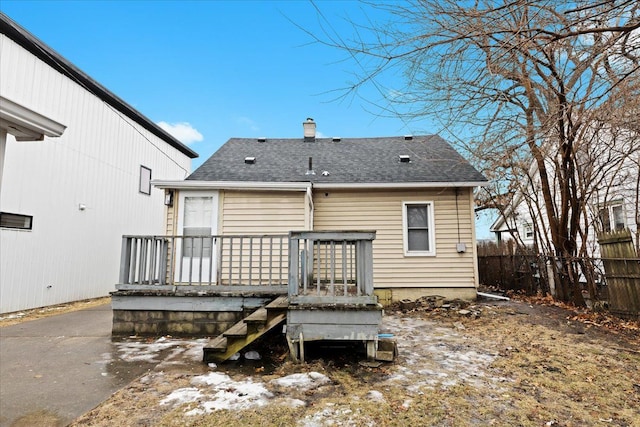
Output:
(0, 303), (156, 427)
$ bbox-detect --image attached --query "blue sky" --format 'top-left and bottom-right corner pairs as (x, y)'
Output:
(1, 0), (496, 238)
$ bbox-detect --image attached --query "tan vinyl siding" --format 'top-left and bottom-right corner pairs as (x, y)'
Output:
(219, 190), (306, 285)
(165, 194), (177, 236)
(222, 190), (306, 234)
(313, 189), (477, 290)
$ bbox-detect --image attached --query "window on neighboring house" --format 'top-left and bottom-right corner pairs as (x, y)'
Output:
(0, 212), (33, 230)
(139, 165), (152, 195)
(402, 201), (436, 256)
(183, 197), (213, 257)
(523, 223), (534, 240)
(598, 202), (626, 232)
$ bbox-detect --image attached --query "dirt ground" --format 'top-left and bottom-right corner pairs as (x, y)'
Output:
(61, 296), (640, 427)
(0, 297), (111, 327)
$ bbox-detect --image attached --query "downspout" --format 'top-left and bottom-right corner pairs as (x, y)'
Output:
(306, 185), (314, 230)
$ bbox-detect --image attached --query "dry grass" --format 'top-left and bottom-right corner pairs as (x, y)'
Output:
(0, 297), (110, 327)
(72, 302), (640, 427)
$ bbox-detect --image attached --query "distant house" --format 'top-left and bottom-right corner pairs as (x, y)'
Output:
(152, 118), (487, 302)
(490, 129), (639, 255)
(0, 13), (198, 313)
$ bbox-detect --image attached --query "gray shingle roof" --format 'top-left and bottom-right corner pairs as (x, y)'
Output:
(187, 135), (486, 184)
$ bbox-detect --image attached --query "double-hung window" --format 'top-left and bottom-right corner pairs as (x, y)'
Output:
(598, 202), (626, 232)
(402, 201), (436, 256)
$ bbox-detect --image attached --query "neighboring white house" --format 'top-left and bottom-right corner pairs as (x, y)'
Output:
(490, 128), (639, 255)
(0, 13), (198, 313)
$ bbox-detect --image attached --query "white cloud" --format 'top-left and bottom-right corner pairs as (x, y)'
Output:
(236, 116), (260, 132)
(316, 131), (326, 138)
(157, 121), (203, 145)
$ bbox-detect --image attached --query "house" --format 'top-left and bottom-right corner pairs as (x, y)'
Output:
(490, 131), (639, 256)
(0, 13), (198, 314)
(152, 118), (487, 302)
(111, 118), (486, 360)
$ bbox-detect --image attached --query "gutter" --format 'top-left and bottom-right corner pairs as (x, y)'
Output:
(312, 181), (487, 189)
(152, 180), (312, 191)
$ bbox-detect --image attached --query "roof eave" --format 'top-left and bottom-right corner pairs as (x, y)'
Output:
(313, 181), (487, 189)
(152, 180), (311, 191)
(153, 180), (487, 191)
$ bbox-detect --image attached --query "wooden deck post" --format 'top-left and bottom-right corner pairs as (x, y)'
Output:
(289, 234), (300, 296)
(119, 236), (132, 285)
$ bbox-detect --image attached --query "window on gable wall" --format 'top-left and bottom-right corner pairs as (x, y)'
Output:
(598, 202), (626, 232)
(402, 201), (436, 256)
(139, 165), (152, 195)
(523, 223), (534, 240)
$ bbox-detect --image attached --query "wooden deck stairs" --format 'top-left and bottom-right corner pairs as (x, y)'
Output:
(203, 296), (288, 363)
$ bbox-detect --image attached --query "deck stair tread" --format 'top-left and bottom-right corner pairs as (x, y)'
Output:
(203, 296), (288, 363)
(207, 336), (228, 353)
(265, 295), (289, 310)
(244, 308), (268, 324)
(223, 322), (247, 337)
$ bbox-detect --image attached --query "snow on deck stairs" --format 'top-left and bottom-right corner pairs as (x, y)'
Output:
(203, 296), (288, 363)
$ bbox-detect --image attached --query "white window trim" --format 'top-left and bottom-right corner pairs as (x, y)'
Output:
(402, 201), (436, 257)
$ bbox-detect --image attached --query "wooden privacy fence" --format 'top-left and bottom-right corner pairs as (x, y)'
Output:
(597, 229), (640, 319)
(477, 253), (547, 294)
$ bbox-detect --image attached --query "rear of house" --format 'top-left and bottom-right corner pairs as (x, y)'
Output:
(0, 13), (197, 313)
(151, 120), (486, 303)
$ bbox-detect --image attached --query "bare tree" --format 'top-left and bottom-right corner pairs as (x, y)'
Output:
(310, 0), (640, 305)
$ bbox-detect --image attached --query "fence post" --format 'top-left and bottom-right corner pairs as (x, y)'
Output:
(119, 236), (132, 284)
(159, 238), (169, 285)
(289, 233), (300, 296)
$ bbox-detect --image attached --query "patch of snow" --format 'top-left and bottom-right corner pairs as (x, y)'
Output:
(184, 372), (273, 413)
(160, 387), (203, 406)
(0, 312), (26, 320)
(270, 372), (330, 391)
(300, 406), (373, 427)
(244, 350), (261, 360)
(380, 315), (497, 389)
(366, 390), (385, 402)
(282, 398), (307, 408)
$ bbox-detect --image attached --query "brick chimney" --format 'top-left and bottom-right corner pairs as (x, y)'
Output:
(303, 118), (316, 142)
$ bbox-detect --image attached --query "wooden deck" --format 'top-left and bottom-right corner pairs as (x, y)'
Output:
(114, 231), (388, 361)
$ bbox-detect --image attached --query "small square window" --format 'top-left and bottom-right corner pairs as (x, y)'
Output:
(0, 212), (33, 230)
(523, 223), (534, 240)
(139, 165), (152, 195)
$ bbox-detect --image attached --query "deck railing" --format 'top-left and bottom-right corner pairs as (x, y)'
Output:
(288, 231), (377, 304)
(117, 234), (288, 291)
(117, 231), (377, 302)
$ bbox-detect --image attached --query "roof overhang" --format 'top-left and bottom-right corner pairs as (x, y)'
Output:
(152, 180), (486, 191)
(0, 96), (66, 141)
(152, 180), (312, 191)
(312, 181), (486, 189)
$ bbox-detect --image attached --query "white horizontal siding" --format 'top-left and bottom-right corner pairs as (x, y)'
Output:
(0, 35), (192, 313)
(313, 189), (478, 290)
